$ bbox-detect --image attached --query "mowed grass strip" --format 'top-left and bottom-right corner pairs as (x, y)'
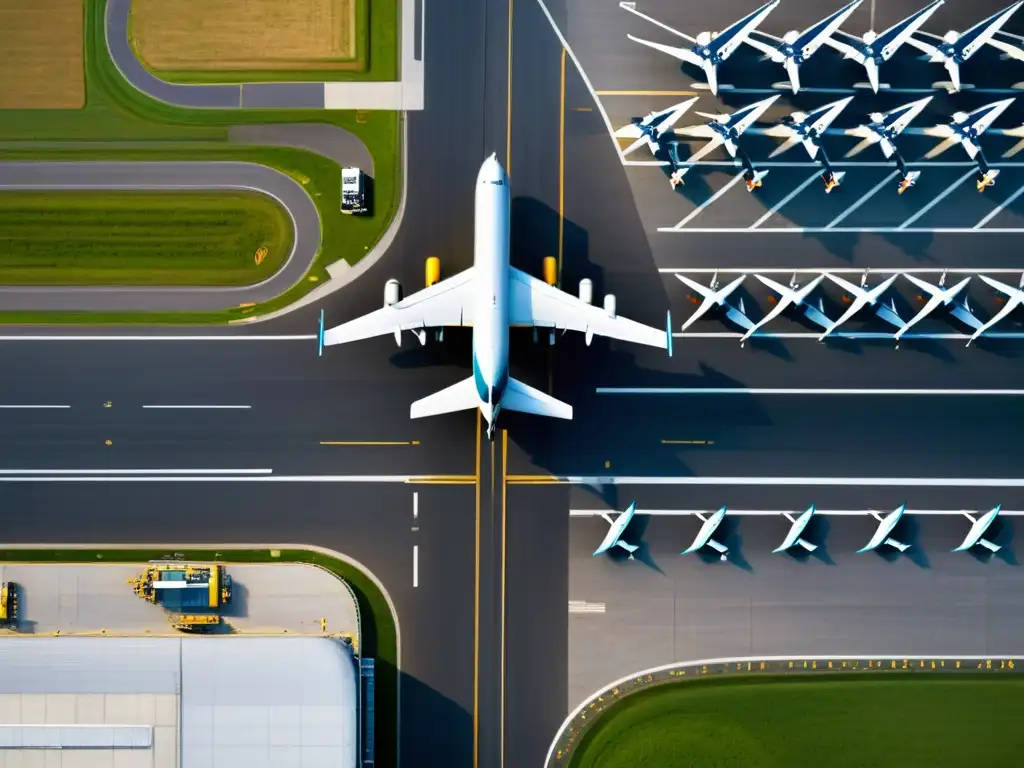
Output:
(0, 191), (293, 286)
(131, 0), (362, 72)
(569, 674), (1024, 768)
(0, 0), (85, 108)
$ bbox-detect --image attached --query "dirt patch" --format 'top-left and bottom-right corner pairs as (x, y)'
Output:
(0, 0), (85, 109)
(131, 0), (363, 72)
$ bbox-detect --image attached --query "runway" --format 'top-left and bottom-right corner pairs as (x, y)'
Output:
(0, 162), (319, 311)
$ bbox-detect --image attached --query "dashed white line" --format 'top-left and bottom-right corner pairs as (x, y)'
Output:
(568, 600), (606, 614)
(413, 491), (419, 520)
(0, 468), (273, 475)
(413, 545), (419, 588)
(749, 172), (822, 230)
(897, 169), (976, 230)
(974, 182), (1024, 229)
(825, 171), (898, 229)
(671, 173), (747, 230)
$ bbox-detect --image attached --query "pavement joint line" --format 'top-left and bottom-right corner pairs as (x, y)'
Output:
(825, 171), (899, 229)
(897, 169), (977, 230)
(748, 172), (822, 229)
(974, 182), (1024, 229)
(569, 508), (1024, 516)
(596, 387), (1024, 395)
(656, 226), (1024, 233)
(672, 173), (747, 230)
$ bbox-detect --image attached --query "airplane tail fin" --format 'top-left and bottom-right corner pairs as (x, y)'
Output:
(501, 378), (574, 420)
(410, 377), (480, 419)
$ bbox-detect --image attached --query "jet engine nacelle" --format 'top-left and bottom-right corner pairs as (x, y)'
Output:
(604, 293), (617, 319)
(384, 279), (403, 307)
(579, 278), (593, 305)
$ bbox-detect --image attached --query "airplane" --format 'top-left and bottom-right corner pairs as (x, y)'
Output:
(761, 96), (855, 191)
(857, 504), (910, 553)
(952, 505), (1002, 553)
(823, 0), (945, 93)
(613, 97), (700, 157)
(744, 0), (864, 93)
(967, 273), (1024, 346)
(906, 2), (1024, 92)
(922, 98), (1015, 191)
(674, 272), (754, 332)
(740, 273), (830, 346)
(668, 95), (780, 190)
(625, 0), (780, 95)
(818, 272), (904, 340)
(680, 506), (729, 561)
(320, 154), (671, 440)
(843, 96), (933, 193)
(592, 502), (640, 558)
(772, 505), (818, 553)
(894, 272), (980, 348)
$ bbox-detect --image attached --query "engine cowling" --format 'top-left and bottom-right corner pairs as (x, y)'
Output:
(604, 293), (617, 319)
(578, 278), (593, 305)
(425, 256), (441, 287)
(384, 279), (402, 307)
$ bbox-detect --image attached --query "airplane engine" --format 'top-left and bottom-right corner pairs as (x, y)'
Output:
(604, 293), (617, 319)
(425, 256), (441, 287)
(543, 256), (558, 286)
(579, 278), (593, 305)
(384, 279), (402, 307)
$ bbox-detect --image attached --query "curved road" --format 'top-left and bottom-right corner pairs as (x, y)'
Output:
(0, 162), (320, 311)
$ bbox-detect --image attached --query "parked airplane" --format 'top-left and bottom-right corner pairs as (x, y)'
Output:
(675, 272), (754, 332)
(593, 502), (640, 558)
(614, 97), (700, 157)
(669, 95), (780, 190)
(858, 504), (910, 553)
(923, 98), (1015, 191)
(740, 273), (830, 346)
(844, 96), (933, 193)
(818, 272), (904, 340)
(626, 0), (780, 95)
(824, 0), (945, 93)
(320, 154), (670, 439)
(967, 273), (1024, 346)
(952, 505), (1002, 553)
(744, 0), (863, 93)
(680, 507), (729, 561)
(894, 272), (980, 347)
(907, 2), (1024, 92)
(762, 96), (854, 191)
(773, 506), (818, 553)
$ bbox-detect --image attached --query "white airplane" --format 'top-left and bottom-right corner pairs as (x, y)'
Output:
(593, 502), (640, 558)
(844, 96), (933, 193)
(761, 96), (854, 191)
(740, 273), (830, 346)
(772, 506), (818, 553)
(858, 504), (910, 553)
(894, 272), (979, 347)
(680, 506), (729, 561)
(818, 272), (904, 340)
(669, 95), (780, 190)
(613, 97), (700, 157)
(625, 0), (780, 95)
(952, 505), (1002, 553)
(923, 98), (1016, 191)
(744, 0), (864, 93)
(824, 0), (946, 93)
(674, 272), (754, 332)
(320, 154), (670, 440)
(967, 273), (1024, 346)
(906, 2), (1024, 92)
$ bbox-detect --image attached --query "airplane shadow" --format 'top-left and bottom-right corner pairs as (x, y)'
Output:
(966, 517), (1020, 566)
(784, 516), (837, 566)
(873, 516), (931, 569)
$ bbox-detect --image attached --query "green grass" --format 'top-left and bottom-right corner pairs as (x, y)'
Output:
(0, 546), (398, 768)
(0, 190), (292, 285)
(568, 674), (1024, 768)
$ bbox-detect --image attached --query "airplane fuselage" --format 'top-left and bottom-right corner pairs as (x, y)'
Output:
(473, 155), (512, 436)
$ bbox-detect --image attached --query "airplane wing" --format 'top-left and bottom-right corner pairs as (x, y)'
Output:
(508, 266), (668, 349)
(797, 0), (864, 59)
(711, 0), (781, 62)
(731, 96), (780, 136)
(988, 35), (1024, 60)
(903, 272), (943, 298)
(810, 97), (855, 136)
(822, 33), (867, 63)
(627, 34), (706, 69)
(673, 124), (719, 140)
(323, 269), (475, 346)
(876, 0), (945, 61)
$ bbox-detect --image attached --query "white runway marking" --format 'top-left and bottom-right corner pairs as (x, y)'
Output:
(142, 405), (251, 410)
(596, 387), (1024, 396)
(0, 468), (274, 475)
(974, 182), (1024, 229)
(749, 172), (822, 229)
(671, 173), (747, 230)
(897, 169), (976, 230)
(0, 405), (70, 409)
(825, 171), (898, 229)
(413, 545), (419, 588)
(571, 508), (1024, 517)
(0, 335), (314, 341)
(0, 474), (457, 483)
(413, 491), (419, 520)
(568, 600), (606, 614)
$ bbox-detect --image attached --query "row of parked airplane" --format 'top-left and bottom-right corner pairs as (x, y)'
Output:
(676, 270), (1024, 346)
(623, 0), (1024, 95)
(594, 502), (1004, 560)
(615, 91), (1024, 193)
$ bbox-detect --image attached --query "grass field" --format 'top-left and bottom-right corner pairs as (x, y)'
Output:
(0, 191), (292, 286)
(0, 0), (85, 109)
(569, 674), (1024, 767)
(131, 0), (363, 72)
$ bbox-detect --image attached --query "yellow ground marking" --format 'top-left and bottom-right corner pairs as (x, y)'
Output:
(104, 440), (112, 446)
(319, 441), (420, 446)
(661, 439), (715, 445)
(103, 402), (112, 409)
(504, 474), (563, 484)
(596, 90), (699, 96)
(500, 428), (509, 768)
(254, 246), (268, 266)
(473, 410), (482, 768)
(572, 107), (592, 112)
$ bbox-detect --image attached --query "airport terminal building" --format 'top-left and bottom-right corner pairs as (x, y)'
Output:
(0, 636), (358, 767)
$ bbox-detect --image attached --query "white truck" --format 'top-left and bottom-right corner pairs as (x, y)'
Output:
(341, 167), (369, 215)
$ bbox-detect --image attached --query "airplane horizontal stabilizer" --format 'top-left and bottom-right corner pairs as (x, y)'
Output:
(502, 377), (573, 420)
(410, 377), (480, 419)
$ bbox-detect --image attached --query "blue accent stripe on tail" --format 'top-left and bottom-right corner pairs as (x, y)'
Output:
(666, 310), (674, 357)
